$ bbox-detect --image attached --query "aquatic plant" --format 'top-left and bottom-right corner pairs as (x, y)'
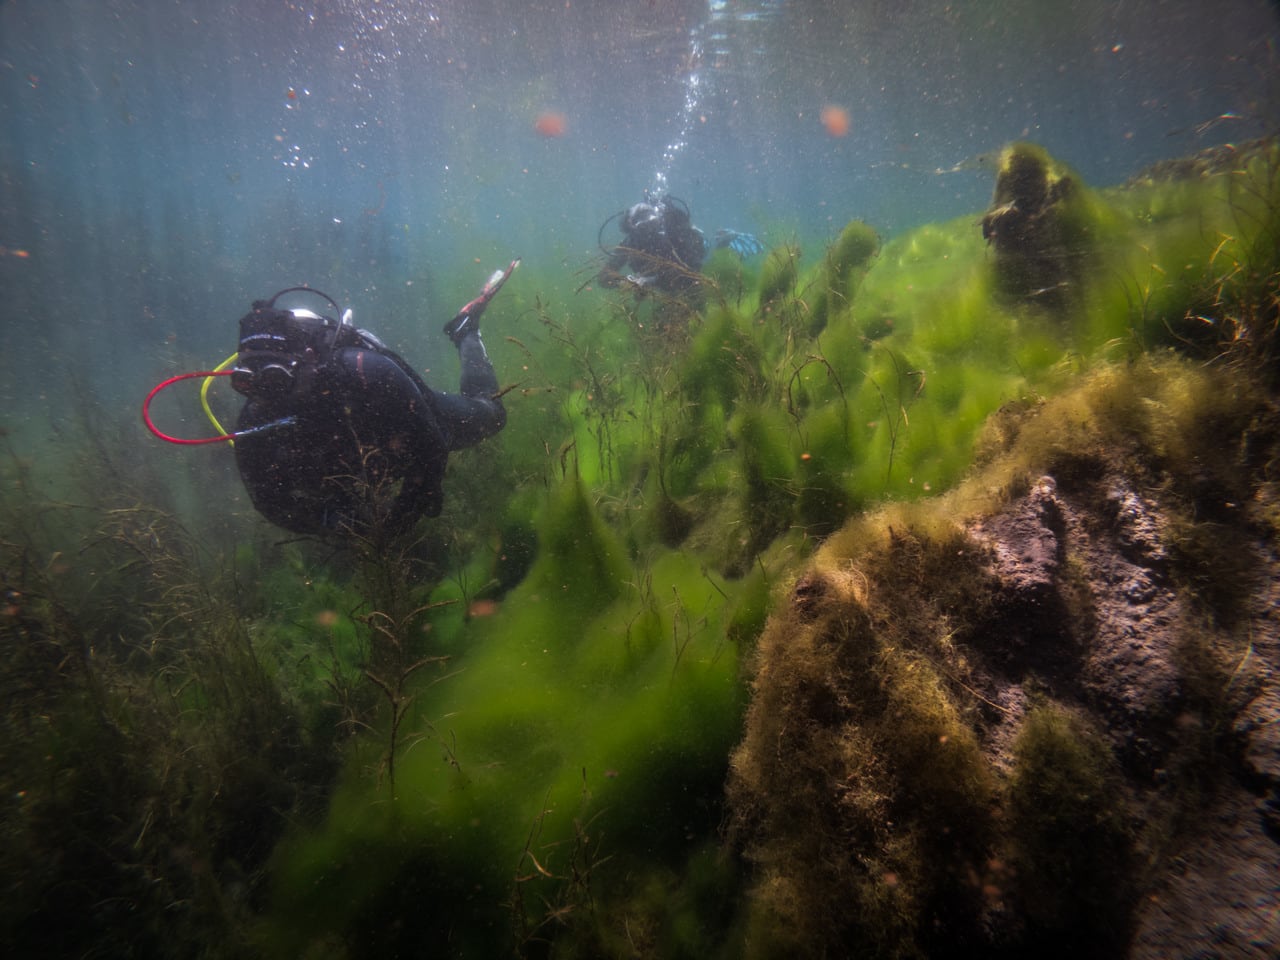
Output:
(755, 242), (801, 316)
(258, 463), (768, 955)
(1007, 704), (1133, 951)
(0, 411), (340, 959)
(805, 218), (880, 335)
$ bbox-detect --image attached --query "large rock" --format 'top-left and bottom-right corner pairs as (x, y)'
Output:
(726, 362), (1280, 960)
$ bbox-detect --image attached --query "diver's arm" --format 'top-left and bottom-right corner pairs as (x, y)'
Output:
(598, 244), (632, 287)
(713, 228), (764, 258)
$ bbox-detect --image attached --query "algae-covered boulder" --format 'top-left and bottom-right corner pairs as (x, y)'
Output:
(981, 142), (1100, 306)
(725, 357), (1280, 959)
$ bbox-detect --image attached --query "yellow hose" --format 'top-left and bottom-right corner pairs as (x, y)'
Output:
(201, 353), (238, 446)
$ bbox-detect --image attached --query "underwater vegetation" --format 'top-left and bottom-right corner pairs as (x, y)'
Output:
(0, 402), (348, 957)
(727, 352), (1280, 958)
(3, 136), (1280, 958)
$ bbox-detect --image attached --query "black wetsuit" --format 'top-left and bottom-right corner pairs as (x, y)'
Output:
(234, 330), (503, 536)
(601, 197), (706, 294)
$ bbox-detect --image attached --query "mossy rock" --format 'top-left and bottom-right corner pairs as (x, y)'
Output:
(980, 142), (1103, 306)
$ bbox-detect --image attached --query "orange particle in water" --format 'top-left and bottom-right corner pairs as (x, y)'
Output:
(286, 87), (298, 100)
(820, 104), (851, 138)
(533, 111), (567, 138)
(12, 249), (30, 258)
(468, 598), (500, 618)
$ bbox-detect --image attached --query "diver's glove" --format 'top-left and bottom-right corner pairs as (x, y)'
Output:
(444, 258), (521, 345)
(713, 229), (764, 259)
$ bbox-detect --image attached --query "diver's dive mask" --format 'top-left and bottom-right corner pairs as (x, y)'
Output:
(231, 287), (349, 401)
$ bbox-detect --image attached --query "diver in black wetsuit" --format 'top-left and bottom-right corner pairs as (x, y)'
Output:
(597, 194), (764, 296)
(230, 261), (518, 537)
(598, 195), (707, 295)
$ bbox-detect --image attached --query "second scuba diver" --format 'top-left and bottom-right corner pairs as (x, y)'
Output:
(597, 194), (763, 296)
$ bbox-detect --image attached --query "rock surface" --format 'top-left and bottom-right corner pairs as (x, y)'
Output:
(973, 474), (1280, 959)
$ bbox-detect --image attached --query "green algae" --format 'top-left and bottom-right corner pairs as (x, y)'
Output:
(1007, 705), (1132, 948)
(262, 477), (753, 956)
(807, 218), (880, 334)
(756, 243), (801, 311)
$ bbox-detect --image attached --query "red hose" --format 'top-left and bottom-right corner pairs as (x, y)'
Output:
(142, 370), (236, 445)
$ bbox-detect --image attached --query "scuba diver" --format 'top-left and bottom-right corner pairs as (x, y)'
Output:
(596, 194), (763, 296)
(142, 260), (519, 539)
(229, 262), (518, 536)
